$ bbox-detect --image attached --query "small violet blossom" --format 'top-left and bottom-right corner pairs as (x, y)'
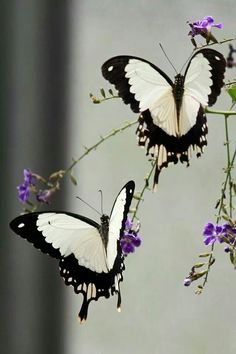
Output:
(120, 218), (141, 255)
(183, 277), (192, 287)
(203, 223), (236, 246)
(17, 168), (56, 205)
(188, 16), (222, 43)
(17, 169), (36, 203)
(36, 187), (57, 204)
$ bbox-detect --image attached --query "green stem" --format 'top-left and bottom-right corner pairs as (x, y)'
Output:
(65, 119), (137, 174)
(201, 118), (236, 289)
(131, 162), (156, 222)
(199, 37), (236, 49)
(224, 115), (233, 218)
(205, 108), (236, 116)
(90, 94), (119, 104)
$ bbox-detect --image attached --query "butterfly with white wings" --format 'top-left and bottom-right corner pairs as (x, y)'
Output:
(10, 181), (135, 323)
(102, 48), (226, 189)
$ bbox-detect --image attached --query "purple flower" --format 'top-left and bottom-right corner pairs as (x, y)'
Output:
(203, 222), (224, 245)
(17, 169), (35, 203)
(125, 218), (133, 230)
(17, 183), (30, 203)
(183, 277), (192, 286)
(23, 169), (34, 185)
(188, 16), (222, 42)
(120, 219), (142, 255)
(36, 188), (56, 204)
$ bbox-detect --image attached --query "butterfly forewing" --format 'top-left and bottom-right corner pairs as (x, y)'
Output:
(184, 48), (226, 106)
(106, 180), (135, 270)
(36, 213), (108, 273)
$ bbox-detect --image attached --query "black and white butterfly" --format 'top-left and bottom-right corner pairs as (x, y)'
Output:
(102, 48), (226, 189)
(10, 181), (135, 323)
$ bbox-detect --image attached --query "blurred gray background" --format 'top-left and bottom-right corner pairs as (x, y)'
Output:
(2, 1), (236, 354)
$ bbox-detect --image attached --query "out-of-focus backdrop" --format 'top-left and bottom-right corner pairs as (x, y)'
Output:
(2, 1), (236, 354)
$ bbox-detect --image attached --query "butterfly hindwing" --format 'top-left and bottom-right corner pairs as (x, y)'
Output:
(59, 253), (125, 322)
(9, 181), (135, 322)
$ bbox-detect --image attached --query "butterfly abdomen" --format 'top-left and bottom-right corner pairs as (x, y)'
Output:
(173, 74), (185, 124)
(99, 214), (110, 249)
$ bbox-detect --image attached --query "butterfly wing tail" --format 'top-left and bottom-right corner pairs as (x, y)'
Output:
(137, 108), (208, 190)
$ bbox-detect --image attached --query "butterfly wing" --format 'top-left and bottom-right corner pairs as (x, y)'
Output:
(102, 56), (179, 136)
(10, 211), (117, 322)
(179, 48), (226, 135)
(106, 180), (135, 270)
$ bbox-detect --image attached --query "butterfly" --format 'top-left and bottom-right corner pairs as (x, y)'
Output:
(102, 48), (226, 190)
(9, 180), (135, 323)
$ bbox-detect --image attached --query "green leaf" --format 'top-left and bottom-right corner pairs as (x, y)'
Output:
(215, 198), (220, 209)
(70, 171), (78, 186)
(129, 208), (137, 213)
(192, 270), (207, 281)
(233, 183), (236, 195)
(198, 252), (212, 258)
(49, 170), (65, 181)
(222, 214), (231, 222)
(193, 262), (205, 269)
(230, 250), (235, 265)
(133, 192), (142, 200)
(227, 85), (236, 102)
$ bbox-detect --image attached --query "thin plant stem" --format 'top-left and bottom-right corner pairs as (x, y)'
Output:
(205, 108), (236, 116)
(200, 113), (236, 289)
(65, 119), (137, 174)
(199, 37), (236, 49)
(132, 162), (156, 221)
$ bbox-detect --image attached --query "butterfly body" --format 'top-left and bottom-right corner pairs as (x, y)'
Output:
(99, 214), (110, 251)
(102, 49), (226, 188)
(10, 181), (135, 322)
(172, 74), (185, 120)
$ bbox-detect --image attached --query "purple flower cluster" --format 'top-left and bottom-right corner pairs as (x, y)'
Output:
(17, 168), (55, 204)
(203, 222), (236, 248)
(120, 218), (141, 255)
(188, 16), (222, 44)
(17, 169), (36, 203)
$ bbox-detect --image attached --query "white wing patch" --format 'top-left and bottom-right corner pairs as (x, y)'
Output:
(179, 95), (200, 135)
(36, 213), (108, 273)
(179, 53), (213, 135)
(184, 53), (212, 106)
(106, 187), (128, 270)
(125, 59), (178, 136)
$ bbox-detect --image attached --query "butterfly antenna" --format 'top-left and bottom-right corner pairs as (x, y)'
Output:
(159, 43), (178, 75)
(179, 50), (195, 73)
(76, 196), (101, 215)
(98, 190), (104, 214)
